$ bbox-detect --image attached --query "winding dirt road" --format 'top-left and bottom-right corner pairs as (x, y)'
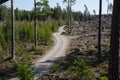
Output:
(32, 26), (69, 79)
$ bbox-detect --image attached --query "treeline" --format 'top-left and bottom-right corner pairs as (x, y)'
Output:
(0, 0), (113, 23)
(0, 3), (95, 22)
(0, 4), (67, 21)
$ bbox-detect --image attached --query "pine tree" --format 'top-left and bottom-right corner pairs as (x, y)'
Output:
(108, 0), (120, 80)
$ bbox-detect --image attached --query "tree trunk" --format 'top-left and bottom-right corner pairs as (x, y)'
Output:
(98, 0), (102, 61)
(34, 0), (37, 47)
(108, 0), (120, 80)
(11, 0), (15, 59)
(68, 0), (70, 34)
(107, 0), (109, 15)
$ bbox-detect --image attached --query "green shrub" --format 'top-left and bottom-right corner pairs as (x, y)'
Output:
(0, 26), (5, 47)
(50, 64), (60, 73)
(16, 49), (26, 57)
(16, 63), (34, 80)
(102, 44), (110, 55)
(0, 45), (2, 51)
(22, 56), (32, 65)
(3, 21), (11, 44)
(38, 24), (52, 45)
(69, 58), (93, 80)
(19, 22), (34, 42)
(15, 49), (32, 65)
(18, 22), (59, 45)
(15, 22), (21, 42)
(50, 22), (58, 32)
(15, 50), (34, 80)
(100, 76), (108, 80)
(31, 46), (43, 55)
(0, 51), (9, 61)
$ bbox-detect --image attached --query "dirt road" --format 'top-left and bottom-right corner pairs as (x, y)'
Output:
(32, 26), (68, 79)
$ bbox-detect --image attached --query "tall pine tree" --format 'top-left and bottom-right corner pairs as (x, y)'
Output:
(108, 0), (120, 80)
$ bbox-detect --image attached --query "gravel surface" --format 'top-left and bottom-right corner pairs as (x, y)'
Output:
(32, 26), (69, 80)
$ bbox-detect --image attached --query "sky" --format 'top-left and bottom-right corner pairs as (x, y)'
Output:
(4, 0), (113, 14)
